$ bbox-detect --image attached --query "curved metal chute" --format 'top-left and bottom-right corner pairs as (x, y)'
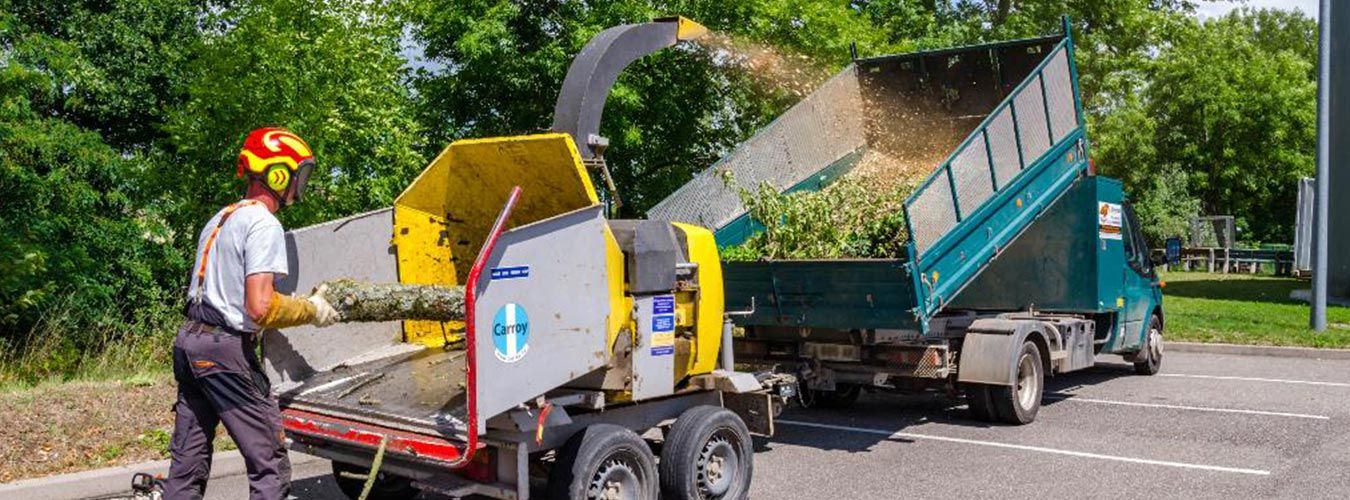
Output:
(551, 16), (707, 159)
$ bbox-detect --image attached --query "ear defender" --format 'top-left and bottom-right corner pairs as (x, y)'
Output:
(265, 164), (292, 192)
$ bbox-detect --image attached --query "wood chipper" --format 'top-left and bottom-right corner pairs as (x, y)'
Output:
(264, 17), (793, 500)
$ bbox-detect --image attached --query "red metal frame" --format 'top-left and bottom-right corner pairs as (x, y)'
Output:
(459, 185), (523, 467)
(282, 408), (464, 463)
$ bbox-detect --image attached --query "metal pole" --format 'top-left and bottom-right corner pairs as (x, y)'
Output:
(1312, 0), (1331, 332)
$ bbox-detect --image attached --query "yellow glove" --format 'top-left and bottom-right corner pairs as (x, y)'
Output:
(256, 292), (318, 330)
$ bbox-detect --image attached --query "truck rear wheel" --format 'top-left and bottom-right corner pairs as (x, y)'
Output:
(659, 406), (753, 500)
(990, 340), (1043, 425)
(963, 383), (997, 422)
(1133, 315), (1164, 376)
(331, 461), (417, 500)
(549, 424), (659, 500)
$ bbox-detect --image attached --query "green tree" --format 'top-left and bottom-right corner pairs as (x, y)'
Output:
(161, 0), (426, 231)
(0, 12), (183, 363)
(1141, 9), (1316, 243)
(409, 0), (892, 215)
(1, 0), (202, 151)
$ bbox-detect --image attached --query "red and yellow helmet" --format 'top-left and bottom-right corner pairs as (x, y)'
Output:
(237, 127), (315, 206)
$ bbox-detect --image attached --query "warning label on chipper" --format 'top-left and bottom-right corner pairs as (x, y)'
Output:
(1098, 202), (1123, 241)
(651, 295), (676, 356)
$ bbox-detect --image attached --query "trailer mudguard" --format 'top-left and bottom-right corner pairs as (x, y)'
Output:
(956, 318), (1052, 386)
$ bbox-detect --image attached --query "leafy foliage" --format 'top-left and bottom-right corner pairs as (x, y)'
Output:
(1, 0), (424, 381)
(723, 176), (916, 260)
(408, 0), (894, 215)
(162, 0), (426, 231)
(1092, 8), (1317, 243)
(0, 12), (184, 370)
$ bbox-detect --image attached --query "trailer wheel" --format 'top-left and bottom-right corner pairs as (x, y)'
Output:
(1133, 315), (1164, 376)
(331, 461), (417, 500)
(990, 340), (1043, 425)
(659, 406), (753, 500)
(805, 383), (862, 410)
(549, 424), (658, 500)
(963, 383), (997, 422)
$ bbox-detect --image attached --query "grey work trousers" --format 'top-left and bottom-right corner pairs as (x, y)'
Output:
(163, 321), (291, 500)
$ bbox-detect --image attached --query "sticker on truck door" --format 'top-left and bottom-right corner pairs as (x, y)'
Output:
(1098, 202), (1123, 240)
(492, 303), (530, 363)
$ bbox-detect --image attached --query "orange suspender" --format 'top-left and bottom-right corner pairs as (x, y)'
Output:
(193, 200), (263, 299)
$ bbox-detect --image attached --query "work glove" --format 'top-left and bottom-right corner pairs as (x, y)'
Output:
(307, 284), (341, 327)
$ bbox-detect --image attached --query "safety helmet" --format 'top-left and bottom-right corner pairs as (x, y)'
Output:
(237, 127), (315, 206)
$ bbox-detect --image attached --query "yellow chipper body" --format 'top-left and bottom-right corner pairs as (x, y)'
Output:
(264, 16), (791, 500)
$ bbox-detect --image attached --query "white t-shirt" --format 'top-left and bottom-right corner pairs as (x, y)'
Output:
(186, 203), (289, 332)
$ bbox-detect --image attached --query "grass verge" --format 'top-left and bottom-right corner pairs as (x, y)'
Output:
(1160, 271), (1350, 348)
(0, 376), (234, 483)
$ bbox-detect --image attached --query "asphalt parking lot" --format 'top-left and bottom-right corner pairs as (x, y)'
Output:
(201, 350), (1350, 499)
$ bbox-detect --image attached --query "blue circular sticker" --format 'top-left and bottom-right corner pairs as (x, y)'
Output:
(492, 303), (530, 363)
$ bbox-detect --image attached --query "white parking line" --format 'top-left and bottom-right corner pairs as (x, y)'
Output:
(1160, 373), (1350, 388)
(777, 419), (1271, 476)
(1044, 394), (1331, 420)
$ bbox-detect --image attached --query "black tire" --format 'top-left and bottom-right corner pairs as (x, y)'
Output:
(963, 383), (997, 422)
(808, 383), (862, 409)
(1134, 315), (1164, 376)
(548, 424), (659, 500)
(659, 406), (754, 500)
(331, 460), (417, 500)
(989, 340), (1044, 425)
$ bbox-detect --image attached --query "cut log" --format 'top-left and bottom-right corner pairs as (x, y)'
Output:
(321, 279), (465, 323)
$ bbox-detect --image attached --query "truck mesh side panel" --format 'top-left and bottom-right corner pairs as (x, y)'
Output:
(904, 42), (1079, 258)
(647, 68), (866, 228)
(1043, 50), (1079, 143)
(909, 176), (958, 255)
(987, 107), (1021, 188)
(951, 137), (995, 220)
(1013, 77), (1051, 166)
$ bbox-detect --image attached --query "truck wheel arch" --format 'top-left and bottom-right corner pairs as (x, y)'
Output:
(957, 319), (1053, 386)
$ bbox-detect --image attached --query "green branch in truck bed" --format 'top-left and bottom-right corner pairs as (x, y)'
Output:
(322, 279), (465, 323)
(720, 150), (922, 261)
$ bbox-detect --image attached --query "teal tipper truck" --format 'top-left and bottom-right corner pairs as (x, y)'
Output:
(651, 18), (1164, 424)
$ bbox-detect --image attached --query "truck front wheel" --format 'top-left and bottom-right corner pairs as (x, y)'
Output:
(990, 340), (1044, 425)
(1133, 315), (1164, 376)
(549, 424), (659, 500)
(659, 406), (753, 500)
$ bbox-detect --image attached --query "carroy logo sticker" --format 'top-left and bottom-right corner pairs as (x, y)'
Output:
(492, 303), (530, 363)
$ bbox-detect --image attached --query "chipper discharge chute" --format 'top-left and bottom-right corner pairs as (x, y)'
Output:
(652, 18), (1165, 425)
(264, 16), (793, 500)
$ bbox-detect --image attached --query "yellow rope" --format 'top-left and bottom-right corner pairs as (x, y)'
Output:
(357, 436), (389, 500)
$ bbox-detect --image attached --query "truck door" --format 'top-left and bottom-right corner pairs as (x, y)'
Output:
(1117, 202), (1157, 351)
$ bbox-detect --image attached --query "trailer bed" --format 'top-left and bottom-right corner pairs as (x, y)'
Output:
(278, 347), (468, 438)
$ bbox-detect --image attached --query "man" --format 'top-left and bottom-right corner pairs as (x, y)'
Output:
(163, 127), (340, 500)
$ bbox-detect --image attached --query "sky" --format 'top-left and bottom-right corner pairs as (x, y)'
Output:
(1195, 0), (1321, 20)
